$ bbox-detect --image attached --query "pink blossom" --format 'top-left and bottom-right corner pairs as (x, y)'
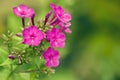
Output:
(22, 26), (44, 46)
(50, 3), (71, 23)
(43, 47), (60, 67)
(59, 22), (72, 34)
(13, 4), (35, 18)
(46, 28), (66, 48)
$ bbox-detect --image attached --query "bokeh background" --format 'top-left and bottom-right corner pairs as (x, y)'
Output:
(0, 0), (120, 80)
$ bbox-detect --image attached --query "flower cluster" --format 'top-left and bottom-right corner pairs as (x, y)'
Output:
(12, 4), (72, 68)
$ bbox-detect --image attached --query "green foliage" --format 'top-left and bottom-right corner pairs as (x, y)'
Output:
(0, 30), (54, 80)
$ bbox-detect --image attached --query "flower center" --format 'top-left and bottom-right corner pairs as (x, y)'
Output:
(30, 34), (36, 40)
(48, 53), (54, 60)
(21, 11), (26, 15)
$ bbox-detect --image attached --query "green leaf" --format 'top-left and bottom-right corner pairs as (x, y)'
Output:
(0, 59), (13, 66)
(0, 47), (8, 64)
(30, 72), (37, 80)
(1, 34), (8, 40)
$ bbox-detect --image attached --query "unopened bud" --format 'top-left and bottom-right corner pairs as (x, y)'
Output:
(16, 33), (22, 37)
(8, 54), (15, 60)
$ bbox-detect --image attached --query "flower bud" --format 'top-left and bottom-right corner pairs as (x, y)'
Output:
(8, 54), (15, 60)
(16, 33), (22, 37)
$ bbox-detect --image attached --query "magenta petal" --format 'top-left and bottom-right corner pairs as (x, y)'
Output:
(59, 22), (72, 34)
(19, 4), (29, 10)
(58, 41), (65, 48)
(62, 13), (72, 22)
(58, 32), (66, 41)
(65, 22), (71, 28)
(59, 22), (65, 31)
(46, 60), (59, 68)
(46, 31), (52, 40)
(56, 6), (64, 15)
(50, 3), (58, 12)
(51, 39), (65, 48)
(50, 39), (65, 48)
(52, 60), (59, 67)
(23, 39), (31, 45)
(26, 9), (35, 18)
(51, 28), (59, 34)
(46, 61), (52, 67)
(53, 51), (60, 59)
(13, 7), (22, 17)
(33, 40), (41, 46)
(50, 3), (57, 9)
(65, 28), (72, 34)
(50, 40), (58, 48)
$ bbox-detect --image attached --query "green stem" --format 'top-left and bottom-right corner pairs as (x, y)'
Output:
(7, 66), (19, 80)
(10, 64), (13, 72)
(10, 64), (14, 79)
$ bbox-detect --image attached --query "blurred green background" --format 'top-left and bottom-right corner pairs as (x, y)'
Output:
(0, 0), (120, 80)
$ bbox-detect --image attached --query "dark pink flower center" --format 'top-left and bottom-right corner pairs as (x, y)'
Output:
(48, 53), (54, 60)
(30, 34), (36, 40)
(20, 11), (26, 15)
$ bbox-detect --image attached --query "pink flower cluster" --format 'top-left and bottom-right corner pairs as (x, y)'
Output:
(13, 4), (72, 68)
(45, 3), (72, 34)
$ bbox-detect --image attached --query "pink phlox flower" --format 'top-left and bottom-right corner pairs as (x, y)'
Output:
(22, 26), (44, 46)
(43, 47), (60, 67)
(50, 3), (71, 23)
(46, 28), (66, 48)
(13, 4), (35, 18)
(59, 22), (72, 34)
